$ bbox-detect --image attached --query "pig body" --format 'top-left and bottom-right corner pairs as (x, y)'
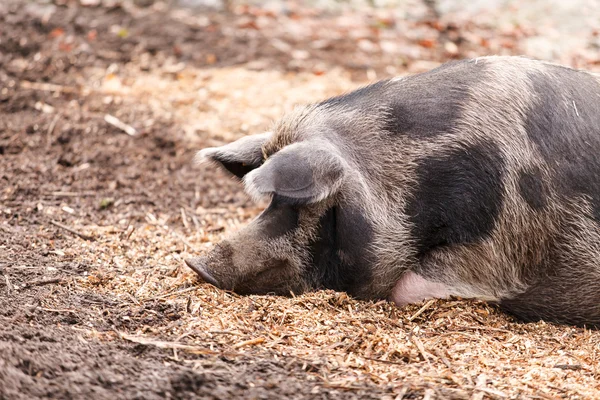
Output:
(187, 56), (600, 327)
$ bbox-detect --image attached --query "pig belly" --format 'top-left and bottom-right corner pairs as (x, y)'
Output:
(391, 271), (451, 306)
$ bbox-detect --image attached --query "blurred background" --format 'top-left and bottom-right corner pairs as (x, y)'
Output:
(5, 0), (599, 151)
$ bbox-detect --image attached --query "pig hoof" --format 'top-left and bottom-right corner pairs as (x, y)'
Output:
(185, 258), (220, 288)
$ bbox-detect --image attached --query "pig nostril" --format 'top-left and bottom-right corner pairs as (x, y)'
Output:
(185, 258), (220, 288)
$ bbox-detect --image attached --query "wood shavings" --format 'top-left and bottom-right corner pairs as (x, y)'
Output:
(5, 1), (600, 396)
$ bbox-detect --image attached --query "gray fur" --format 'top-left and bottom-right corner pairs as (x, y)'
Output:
(243, 140), (346, 204)
(187, 56), (600, 328)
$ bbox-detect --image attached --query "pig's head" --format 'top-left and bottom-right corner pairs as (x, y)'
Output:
(186, 127), (376, 298)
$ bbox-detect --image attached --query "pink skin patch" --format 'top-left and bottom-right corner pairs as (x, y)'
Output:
(390, 271), (451, 307)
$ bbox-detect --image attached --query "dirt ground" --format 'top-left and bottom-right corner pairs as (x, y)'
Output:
(2, 0), (600, 399)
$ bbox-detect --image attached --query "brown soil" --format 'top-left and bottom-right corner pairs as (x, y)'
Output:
(2, 1), (600, 399)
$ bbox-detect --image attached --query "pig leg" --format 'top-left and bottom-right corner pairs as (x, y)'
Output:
(390, 271), (451, 306)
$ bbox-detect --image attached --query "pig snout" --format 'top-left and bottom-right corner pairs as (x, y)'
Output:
(185, 257), (220, 288)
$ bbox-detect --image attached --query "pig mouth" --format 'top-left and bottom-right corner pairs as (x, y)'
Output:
(185, 258), (220, 288)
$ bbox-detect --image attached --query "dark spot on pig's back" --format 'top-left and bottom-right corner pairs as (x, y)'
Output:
(518, 166), (548, 210)
(524, 68), (600, 220)
(406, 140), (506, 256)
(319, 80), (389, 109)
(319, 59), (485, 139)
(385, 60), (486, 138)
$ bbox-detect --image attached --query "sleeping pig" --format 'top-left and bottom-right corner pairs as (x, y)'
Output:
(186, 56), (600, 327)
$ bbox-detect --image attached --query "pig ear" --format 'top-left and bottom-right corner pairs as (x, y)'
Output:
(243, 142), (345, 204)
(195, 132), (272, 178)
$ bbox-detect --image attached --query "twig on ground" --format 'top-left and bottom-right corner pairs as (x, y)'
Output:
(433, 348), (452, 369)
(126, 292), (141, 306)
(50, 220), (95, 241)
(191, 215), (201, 230)
(554, 364), (583, 370)
(410, 333), (432, 366)
(23, 277), (63, 288)
(46, 114), (60, 150)
(361, 356), (406, 366)
(104, 114), (138, 136)
(408, 299), (436, 322)
(119, 332), (243, 356)
(20, 80), (83, 94)
(463, 326), (512, 333)
(50, 191), (97, 197)
(209, 330), (243, 336)
(181, 207), (189, 230)
(3, 275), (13, 291)
(125, 225), (136, 241)
(232, 337), (265, 348)
(135, 272), (150, 297)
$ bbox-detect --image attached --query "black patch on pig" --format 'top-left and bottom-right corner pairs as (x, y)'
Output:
(406, 140), (506, 256)
(320, 80), (390, 109)
(524, 67), (600, 221)
(219, 160), (259, 179)
(518, 166), (548, 210)
(384, 66), (472, 138)
(319, 59), (485, 138)
(308, 206), (374, 297)
(336, 205), (374, 291)
(307, 207), (340, 287)
(258, 196), (299, 238)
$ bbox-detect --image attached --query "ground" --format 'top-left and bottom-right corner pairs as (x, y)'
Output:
(2, 0), (600, 399)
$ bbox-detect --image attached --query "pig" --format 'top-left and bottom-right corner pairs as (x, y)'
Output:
(186, 56), (600, 327)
